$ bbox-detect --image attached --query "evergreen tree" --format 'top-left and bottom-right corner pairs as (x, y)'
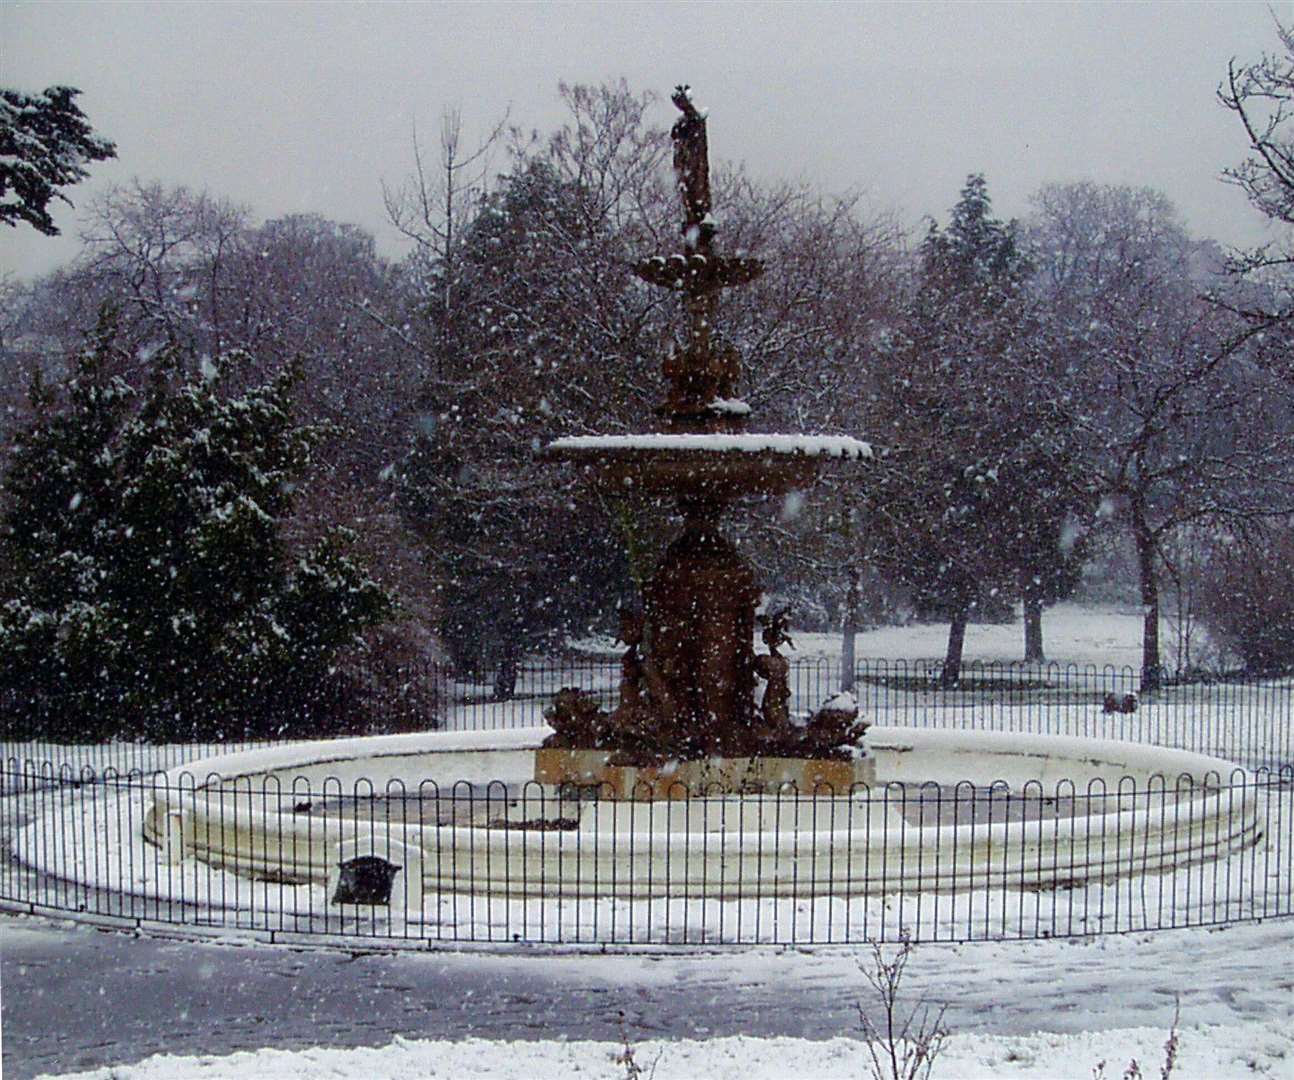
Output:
(0, 314), (392, 741)
(0, 86), (116, 236)
(868, 175), (1085, 681)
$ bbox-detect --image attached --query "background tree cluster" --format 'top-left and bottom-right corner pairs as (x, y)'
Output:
(6, 22), (1294, 743)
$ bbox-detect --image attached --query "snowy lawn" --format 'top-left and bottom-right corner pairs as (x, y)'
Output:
(35, 1023), (1294, 1079)
(570, 602), (1161, 670)
(794, 602), (1159, 669)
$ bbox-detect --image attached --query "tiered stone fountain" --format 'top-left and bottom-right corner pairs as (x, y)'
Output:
(125, 88), (1261, 919)
(537, 86), (872, 797)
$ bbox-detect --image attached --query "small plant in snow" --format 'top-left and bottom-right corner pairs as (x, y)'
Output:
(1091, 997), (1180, 1080)
(856, 937), (948, 1080)
(614, 1010), (659, 1079)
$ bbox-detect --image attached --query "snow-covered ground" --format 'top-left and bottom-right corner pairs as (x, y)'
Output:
(570, 602), (1158, 670)
(4, 603), (1292, 1078)
(792, 602), (1154, 668)
(10, 911), (1293, 1078)
(35, 1024), (1294, 1079)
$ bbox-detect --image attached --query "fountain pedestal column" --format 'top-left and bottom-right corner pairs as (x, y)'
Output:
(643, 499), (760, 758)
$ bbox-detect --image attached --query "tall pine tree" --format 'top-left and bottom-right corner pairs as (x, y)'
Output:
(868, 176), (1085, 682)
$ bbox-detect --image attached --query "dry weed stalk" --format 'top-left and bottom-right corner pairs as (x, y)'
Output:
(856, 938), (949, 1080)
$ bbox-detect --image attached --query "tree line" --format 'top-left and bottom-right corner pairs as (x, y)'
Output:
(5, 30), (1294, 738)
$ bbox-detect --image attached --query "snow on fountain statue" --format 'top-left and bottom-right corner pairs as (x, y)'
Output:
(539, 86), (872, 797)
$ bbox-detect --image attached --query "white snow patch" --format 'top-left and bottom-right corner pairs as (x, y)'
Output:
(707, 397), (750, 414)
(549, 433), (872, 459)
(34, 1023), (1294, 1079)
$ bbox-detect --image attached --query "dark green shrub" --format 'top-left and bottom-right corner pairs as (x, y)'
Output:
(0, 315), (393, 742)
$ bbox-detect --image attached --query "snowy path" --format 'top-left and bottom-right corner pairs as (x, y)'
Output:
(4, 910), (1293, 1079)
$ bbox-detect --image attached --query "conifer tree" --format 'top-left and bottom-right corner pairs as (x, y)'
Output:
(868, 176), (1085, 682)
(0, 314), (392, 740)
(0, 85), (116, 236)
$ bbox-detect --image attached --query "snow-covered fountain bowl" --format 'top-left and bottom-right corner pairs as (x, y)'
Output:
(142, 725), (1262, 909)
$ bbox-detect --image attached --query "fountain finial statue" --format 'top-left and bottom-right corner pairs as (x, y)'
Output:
(670, 85), (712, 250)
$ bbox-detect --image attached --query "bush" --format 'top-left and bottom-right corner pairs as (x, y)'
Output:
(0, 315), (394, 741)
(1198, 528), (1294, 675)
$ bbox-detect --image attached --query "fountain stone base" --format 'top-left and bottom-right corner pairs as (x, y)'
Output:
(534, 747), (872, 799)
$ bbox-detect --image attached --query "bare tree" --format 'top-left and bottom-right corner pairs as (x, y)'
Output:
(10, 183), (436, 668)
(1220, 17), (1294, 253)
(388, 83), (676, 687)
(1029, 182), (1293, 689)
(383, 105), (508, 350)
(711, 177), (905, 664)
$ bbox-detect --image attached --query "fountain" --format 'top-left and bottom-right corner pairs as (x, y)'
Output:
(115, 88), (1262, 929)
(538, 86), (872, 796)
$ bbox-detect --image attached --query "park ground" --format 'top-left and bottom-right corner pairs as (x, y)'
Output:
(3, 604), (1291, 1078)
(3, 910), (1292, 1078)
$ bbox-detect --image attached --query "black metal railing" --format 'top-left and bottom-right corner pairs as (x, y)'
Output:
(4, 657), (1289, 775)
(1, 659), (1291, 946)
(1, 759), (1288, 946)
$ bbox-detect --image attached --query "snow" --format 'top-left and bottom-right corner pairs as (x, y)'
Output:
(791, 602), (1158, 670)
(569, 602), (1166, 673)
(707, 397), (750, 414)
(32, 1023), (1294, 1078)
(148, 724), (548, 784)
(548, 432), (873, 459)
(5, 603), (1293, 1077)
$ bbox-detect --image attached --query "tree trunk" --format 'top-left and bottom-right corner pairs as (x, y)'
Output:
(492, 644), (519, 702)
(840, 569), (861, 692)
(941, 607), (969, 689)
(1023, 594), (1045, 664)
(1132, 507), (1162, 693)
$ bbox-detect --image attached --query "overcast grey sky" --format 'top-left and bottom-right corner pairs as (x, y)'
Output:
(1, 1), (1288, 281)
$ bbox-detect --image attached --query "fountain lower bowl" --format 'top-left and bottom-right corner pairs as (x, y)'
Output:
(142, 727), (1260, 901)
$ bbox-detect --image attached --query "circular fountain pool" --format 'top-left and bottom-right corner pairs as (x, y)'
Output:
(142, 727), (1261, 904)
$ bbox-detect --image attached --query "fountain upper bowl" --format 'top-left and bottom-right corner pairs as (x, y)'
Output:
(543, 432), (872, 498)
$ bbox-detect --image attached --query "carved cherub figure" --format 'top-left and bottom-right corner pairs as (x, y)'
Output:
(542, 688), (607, 749)
(605, 607), (676, 766)
(754, 608), (794, 735)
(804, 691), (867, 759)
